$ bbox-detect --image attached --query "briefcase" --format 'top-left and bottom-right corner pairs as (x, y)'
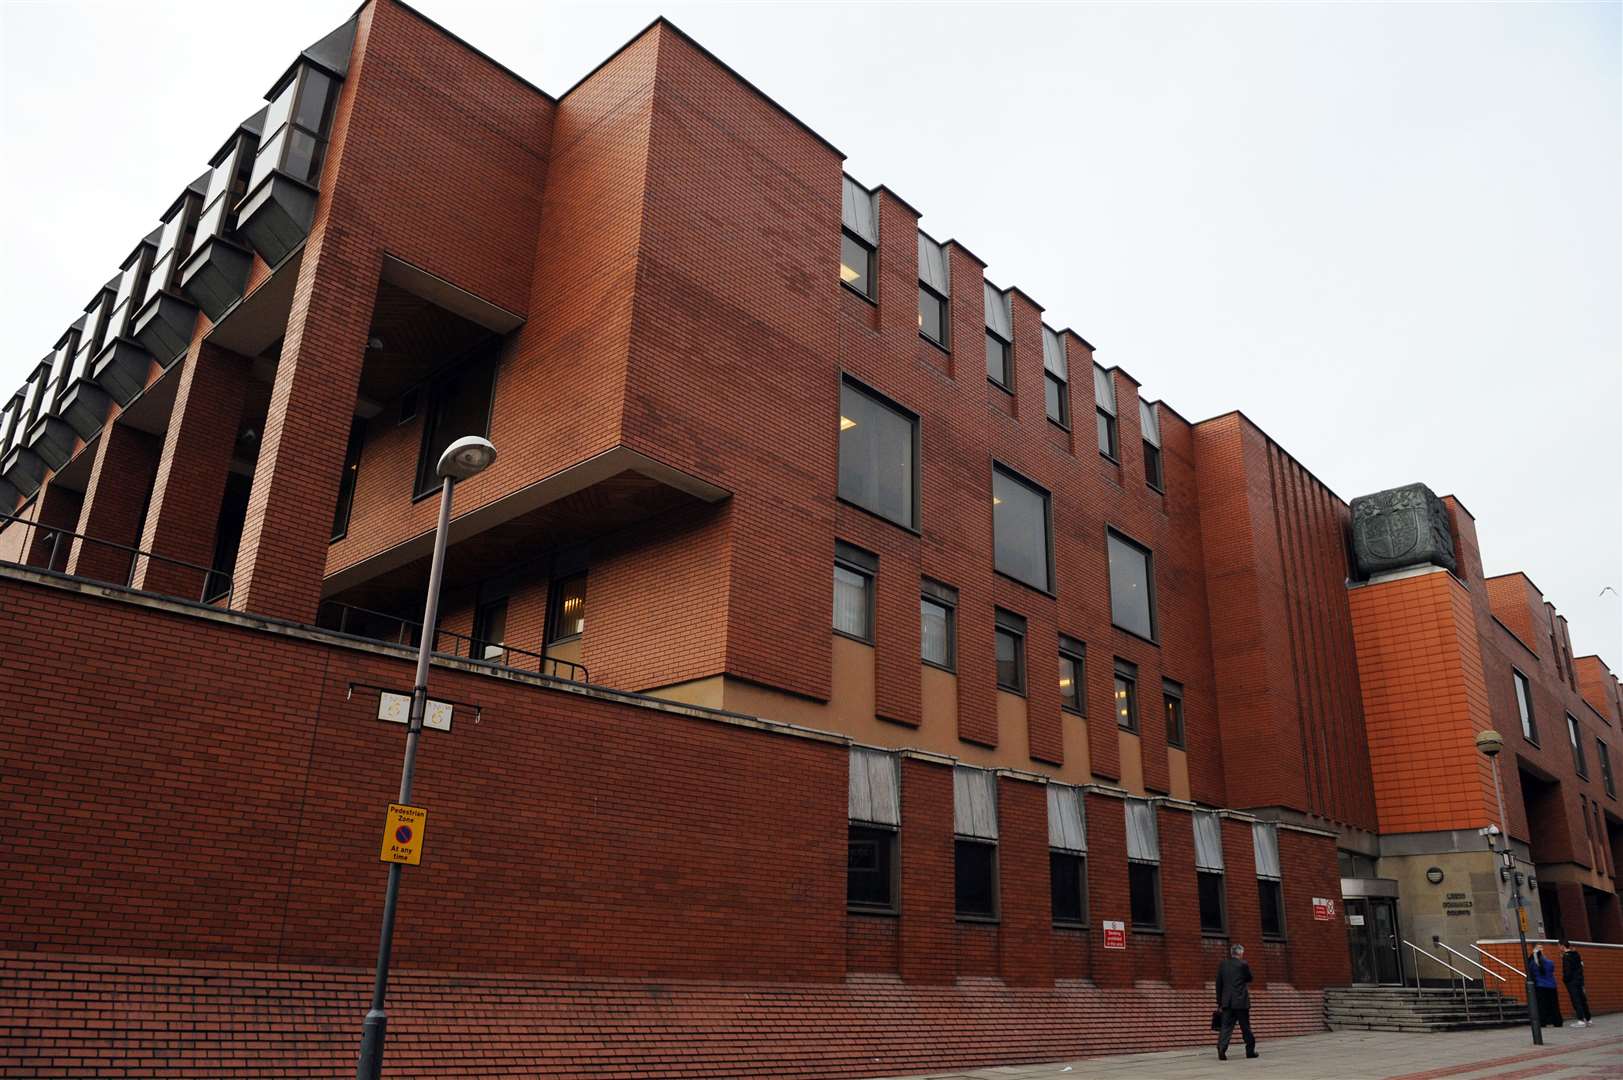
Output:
(1211, 1009), (1223, 1032)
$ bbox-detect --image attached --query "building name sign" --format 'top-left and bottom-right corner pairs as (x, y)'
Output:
(1442, 891), (1473, 917)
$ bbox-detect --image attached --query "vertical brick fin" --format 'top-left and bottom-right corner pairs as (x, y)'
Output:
(872, 538), (923, 728)
(67, 424), (160, 585)
(133, 343), (250, 598)
(899, 757), (955, 984)
(998, 775), (1054, 986)
(957, 596), (1000, 748)
(1085, 792), (1132, 985)
(20, 481), (81, 569)
(231, 226), (380, 621)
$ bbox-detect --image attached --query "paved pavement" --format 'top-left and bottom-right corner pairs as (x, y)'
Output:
(871, 1014), (1623, 1079)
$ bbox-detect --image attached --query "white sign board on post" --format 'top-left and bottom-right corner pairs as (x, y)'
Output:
(378, 691), (453, 732)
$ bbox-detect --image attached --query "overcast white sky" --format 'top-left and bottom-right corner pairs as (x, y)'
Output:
(2, 1), (1619, 665)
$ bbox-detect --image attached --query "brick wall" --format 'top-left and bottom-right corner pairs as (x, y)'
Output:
(1478, 939), (1623, 1017)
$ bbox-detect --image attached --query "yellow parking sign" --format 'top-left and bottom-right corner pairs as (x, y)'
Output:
(380, 803), (426, 865)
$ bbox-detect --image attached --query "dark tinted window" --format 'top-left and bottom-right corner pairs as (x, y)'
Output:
(848, 824), (896, 910)
(1114, 663), (1138, 732)
(1107, 531), (1155, 640)
(996, 625), (1025, 694)
(331, 415), (366, 539)
(1570, 714), (1588, 777)
(473, 596), (508, 661)
(838, 380), (917, 529)
(1096, 409), (1117, 458)
(955, 839), (997, 918)
(1198, 870), (1226, 934)
(840, 230), (874, 298)
(1514, 670), (1536, 742)
(986, 331), (1011, 388)
(1045, 372), (1068, 425)
(834, 562), (873, 641)
(1600, 740), (1615, 797)
(1164, 680), (1185, 748)
(919, 285), (948, 346)
(1128, 861), (1160, 929)
(921, 596), (954, 669)
(1059, 651), (1084, 713)
(1259, 879), (1285, 937)
(415, 348), (497, 496)
(1144, 442), (1163, 489)
(548, 574), (586, 642)
(1051, 852), (1087, 925)
(993, 466), (1051, 591)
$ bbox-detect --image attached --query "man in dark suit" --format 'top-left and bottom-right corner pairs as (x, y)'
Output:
(1216, 943), (1258, 1061)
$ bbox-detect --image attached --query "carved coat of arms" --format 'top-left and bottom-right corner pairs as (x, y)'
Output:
(1349, 483), (1457, 579)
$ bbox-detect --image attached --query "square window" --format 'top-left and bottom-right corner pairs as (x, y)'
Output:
(838, 379), (918, 530)
(1128, 861), (1161, 930)
(993, 465), (1052, 592)
(848, 824), (896, 911)
(1198, 870), (1226, 934)
(1114, 660), (1138, 732)
(1045, 372), (1068, 426)
(1107, 530), (1156, 641)
(1059, 649), (1084, 714)
(840, 230), (874, 298)
(955, 838), (998, 919)
(921, 595), (955, 669)
(996, 621), (1026, 695)
(919, 285), (948, 347)
(1051, 851), (1087, 926)
(986, 331), (1011, 389)
(834, 559), (873, 642)
(1164, 679), (1185, 748)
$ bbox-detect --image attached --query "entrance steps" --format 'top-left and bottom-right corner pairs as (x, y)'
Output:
(1325, 985), (1530, 1032)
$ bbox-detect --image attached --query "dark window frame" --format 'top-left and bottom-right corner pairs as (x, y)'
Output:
(1600, 738), (1616, 798)
(834, 543), (877, 644)
(1198, 869), (1227, 936)
(985, 329), (1012, 391)
(1050, 850), (1089, 927)
(995, 608), (1027, 695)
(1045, 370), (1070, 428)
(840, 228), (876, 301)
(918, 282), (949, 349)
(837, 375), (921, 533)
(1569, 713), (1588, 778)
(472, 593), (510, 662)
(546, 572), (587, 645)
(991, 462), (1055, 595)
(1144, 440), (1164, 491)
(1114, 658), (1139, 733)
(847, 822), (899, 913)
(1096, 407), (1118, 461)
(412, 343), (500, 500)
(954, 837), (999, 921)
(920, 580), (957, 672)
(1106, 528), (1158, 643)
(330, 414), (367, 541)
(1059, 638), (1086, 715)
(1513, 668), (1538, 745)
(1258, 877), (1286, 939)
(1128, 860), (1162, 931)
(1164, 678), (1185, 749)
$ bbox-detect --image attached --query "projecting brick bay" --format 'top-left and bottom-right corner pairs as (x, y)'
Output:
(876, 1014), (1623, 1079)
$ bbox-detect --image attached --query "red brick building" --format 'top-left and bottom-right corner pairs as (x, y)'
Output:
(0, 3), (1617, 1075)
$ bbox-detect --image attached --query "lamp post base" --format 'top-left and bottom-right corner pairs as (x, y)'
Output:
(356, 1009), (388, 1079)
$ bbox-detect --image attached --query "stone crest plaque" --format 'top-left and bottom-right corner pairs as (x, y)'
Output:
(1350, 483), (1457, 578)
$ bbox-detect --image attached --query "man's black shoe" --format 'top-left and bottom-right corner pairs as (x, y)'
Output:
(1246, 1051), (1259, 1059)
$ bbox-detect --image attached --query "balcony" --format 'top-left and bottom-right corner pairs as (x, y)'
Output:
(89, 235), (159, 406)
(132, 178), (208, 364)
(180, 117), (263, 322)
(2, 360), (52, 498)
(57, 287), (115, 440)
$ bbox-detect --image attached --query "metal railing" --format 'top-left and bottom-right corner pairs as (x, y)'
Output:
(316, 599), (589, 683)
(1433, 938), (1506, 1022)
(0, 511), (231, 606)
(1403, 938), (1474, 1021)
(1471, 943), (1525, 981)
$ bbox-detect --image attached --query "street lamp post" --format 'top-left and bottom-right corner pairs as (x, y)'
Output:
(356, 436), (497, 1080)
(1475, 729), (1541, 1046)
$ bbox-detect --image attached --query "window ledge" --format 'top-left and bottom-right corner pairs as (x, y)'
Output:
(988, 377), (1013, 395)
(1047, 417), (1072, 433)
(1053, 920), (1089, 931)
(1262, 935), (1288, 944)
(956, 914), (1001, 925)
(1202, 931), (1231, 941)
(920, 332), (951, 355)
(1061, 706), (1085, 718)
(1130, 926), (1166, 936)
(833, 629), (874, 647)
(1111, 621), (1160, 648)
(840, 281), (877, 307)
(923, 659), (957, 676)
(1099, 452), (1120, 465)
(993, 568), (1057, 600)
(848, 906), (899, 918)
(1146, 483), (1166, 495)
(835, 495), (921, 537)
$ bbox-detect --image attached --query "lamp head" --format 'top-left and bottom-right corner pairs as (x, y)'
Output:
(1475, 729), (1504, 758)
(436, 436), (497, 481)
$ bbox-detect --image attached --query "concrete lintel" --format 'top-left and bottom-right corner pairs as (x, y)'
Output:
(380, 254), (524, 334)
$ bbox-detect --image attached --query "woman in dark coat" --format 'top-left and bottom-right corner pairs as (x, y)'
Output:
(1530, 945), (1563, 1027)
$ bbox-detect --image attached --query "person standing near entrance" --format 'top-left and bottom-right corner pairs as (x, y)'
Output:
(1561, 939), (1592, 1026)
(1530, 945), (1563, 1027)
(1216, 943), (1258, 1061)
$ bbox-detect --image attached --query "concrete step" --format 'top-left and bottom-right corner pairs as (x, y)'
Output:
(1323, 986), (1529, 1032)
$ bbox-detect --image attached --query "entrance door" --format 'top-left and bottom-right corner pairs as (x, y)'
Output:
(1346, 897), (1404, 984)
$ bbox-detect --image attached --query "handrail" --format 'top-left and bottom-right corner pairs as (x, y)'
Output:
(1403, 939), (1472, 982)
(0, 511), (231, 606)
(1470, 943), (1523, 979)
(1435, 939), (1505, 982)
(1404, 938), (1473, 1021)
(316, 599), (589, 683)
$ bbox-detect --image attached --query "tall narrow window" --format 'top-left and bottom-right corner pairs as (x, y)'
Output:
(1048, 784), (1088, 926)
(1126, 798), (1161, 930)
(992, 464), (1052, 592)
(1141, 399), (1163, 489)
(995, 608), (1027, 694)
(838, 378), (918, 530)
(473, 595), (509, 661)
(1254, 822), (1285, 939)
(1059, 636), (1085, 714)
(1094, 364), (1118, 459)
(1195, 811), (1226, 935)
(848, 747), (900, 911)
(834, 542), (876, 643)
(1114, 659), (1139, 732)
(985, 283), (1012, 389)
(1107, 530), (1156, 641)
(547, 573), (586, 644)
(1600, 739), (1616, 798)
(918, 232), (950, 348)
(1164, 679), (1185, 749)
(415, 345), (497, 497)
(330, 415), (366, 540)
(1569, 714), (1588, 777)
(1513, 669), (1537, 743)
(1043, 325), (1069, 426)
(954, 767), (999, 920)
(840, 175), (878, 299)
(921, 579), (957, 670)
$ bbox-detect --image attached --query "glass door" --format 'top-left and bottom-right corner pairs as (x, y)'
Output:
(1370, 898), (1403, 984)
(1346, 899), (1376, 983)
